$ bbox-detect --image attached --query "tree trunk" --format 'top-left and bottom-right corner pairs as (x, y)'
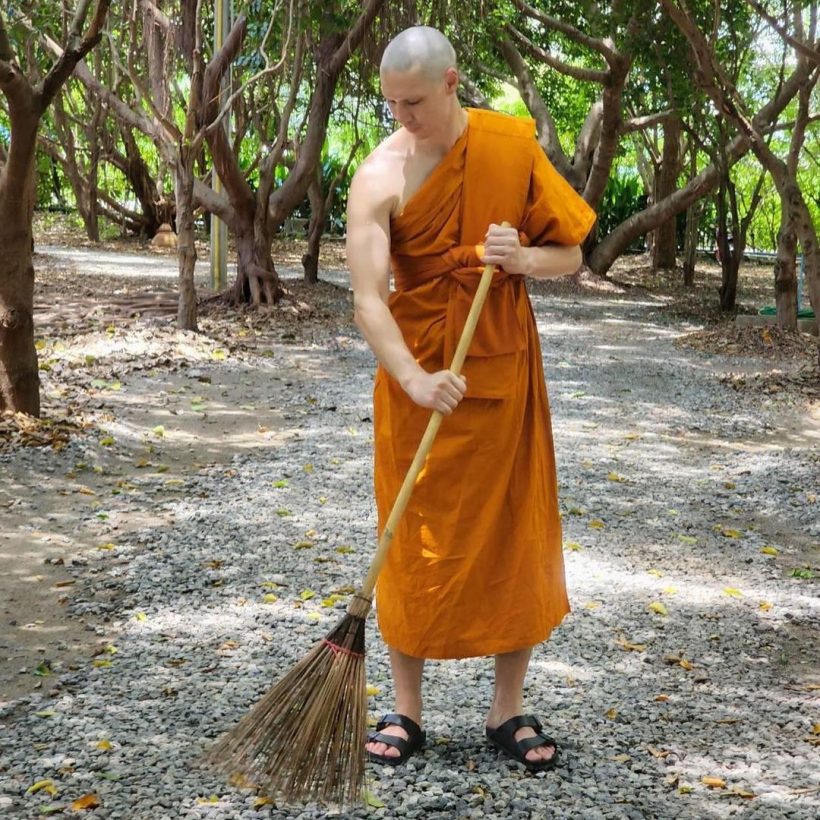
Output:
(774, 209), (798, 330)
(175, 152), (197, 331)
(0, 158), (39, 415)
(0, 83), (41, 415)
(302, 174), (324, 284)
(652, 114), (681, 270)
(682, 199), (700, 287)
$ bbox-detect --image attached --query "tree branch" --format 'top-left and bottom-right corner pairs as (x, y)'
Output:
(746, 0), (820, 66)
(506, 24), (609, 84)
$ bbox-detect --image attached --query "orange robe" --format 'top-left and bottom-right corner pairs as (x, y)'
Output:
(373, 108), (596, 659)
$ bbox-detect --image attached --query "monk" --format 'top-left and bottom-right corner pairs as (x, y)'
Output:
(346, 26), (596, 771)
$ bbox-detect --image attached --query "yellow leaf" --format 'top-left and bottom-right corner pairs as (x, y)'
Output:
(564, 541), (583, 551)
(654, 694), (671, 703)
(647, 745), (670, 757)
(300, 589), (316, 601)
(96, 739), (112, 751)
(605, 707), (618, 720)
(253, 796), (274, 808)
(104, 644), (117, 655)
(262, 594), (278, 604)
(228, 772), (258, 789)
(647, 568), (664, 577)
(335, 545), (354, 554)
(610, 753), (631, 762)
(363, 790), (385, 808)
(134, 612), (147, 622)
(727, 785), (755, 798)
(615, 637), (646, 652)
(307, 612), (321, 622)
(210, 349), (228, 361)
(97, 542), (116, 551)
(678, 785), (693, 794)
(366, 684), (381, 696)
(583, 601), (601, 610)
(99, 437), (115, 447)
(293, 541), (314, 550)
(197, 795), (220, 805)
(77, 486), (96, 495)
(723, 481), (736, 489)
(679, 659), (694, 671)
(677, 534), (697, 544)
(810, 723), (820, 735)
(760, 546), (779, 556)
(588, 519), (605, 529)
(26, 780), (59, 796)
(758, 601), (773, 611)
(662, 586), (678, 595)
(648, 602), (668, 616)
(723, 587), (743, 598)
(92, 659), (112, 668)
(624, 433), (640, 441)
(35, 339), (47, 350)
(303, 463), (314, 473)
(702, 776), (726, 789)
(720, 527), (742, 539)
(607, 472), (626, 482)
(152, 425), (165, 437)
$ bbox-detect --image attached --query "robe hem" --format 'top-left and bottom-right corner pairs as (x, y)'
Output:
(379, 610), (569, 661)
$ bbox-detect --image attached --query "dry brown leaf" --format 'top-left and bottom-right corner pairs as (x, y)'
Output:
(654, 694), (671, 703)
(727, 785), (756, 798)
(615, 637), (647, 652)
(647, 745), (670, 758)
(71, 793), (101, 810)
(702, 776), (726, 789)
(605, 707), (618, 720)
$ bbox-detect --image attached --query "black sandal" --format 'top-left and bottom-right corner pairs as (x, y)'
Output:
(486, 714), (559, 772)
(367, 713), (426, 766)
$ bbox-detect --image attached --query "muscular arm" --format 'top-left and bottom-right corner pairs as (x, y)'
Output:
(481, 224), (583, 279)
(346, 161), (465, 414)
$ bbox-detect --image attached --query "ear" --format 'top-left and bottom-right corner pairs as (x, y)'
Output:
(444, 66), (459, 94)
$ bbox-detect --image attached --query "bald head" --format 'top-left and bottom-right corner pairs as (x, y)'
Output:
(380, 26), (457, 81)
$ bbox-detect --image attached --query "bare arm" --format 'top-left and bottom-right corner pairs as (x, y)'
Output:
(346, 161), (466, 414)
(481, 223), (583, 278)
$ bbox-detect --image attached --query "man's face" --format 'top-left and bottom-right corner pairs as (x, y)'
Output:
(381, 67), (453, 137)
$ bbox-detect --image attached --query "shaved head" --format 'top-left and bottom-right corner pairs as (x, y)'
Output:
(380, 26), (457, 81)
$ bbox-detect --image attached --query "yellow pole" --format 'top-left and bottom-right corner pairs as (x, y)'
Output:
(210, 0), (229, 290)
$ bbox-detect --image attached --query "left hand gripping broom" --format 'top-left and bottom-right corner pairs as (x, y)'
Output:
(202, 243), (505, 806)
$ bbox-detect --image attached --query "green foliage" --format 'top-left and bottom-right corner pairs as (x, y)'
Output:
(597, 171), (648, 252)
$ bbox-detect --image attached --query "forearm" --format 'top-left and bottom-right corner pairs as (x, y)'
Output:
(514, 244), (583, 280)
(353, 295), (425, 388)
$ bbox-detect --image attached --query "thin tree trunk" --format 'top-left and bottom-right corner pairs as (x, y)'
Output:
(774, 216), (798, 330)
(653, 113), (681, 270)
(303, 174), (323, 284)
(682, 199), (700, 287)
(175, 152), (197, 331)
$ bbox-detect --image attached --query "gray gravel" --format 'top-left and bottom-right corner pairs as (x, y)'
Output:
(1, 271), (818, 820)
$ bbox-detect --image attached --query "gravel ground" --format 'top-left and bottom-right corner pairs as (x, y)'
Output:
(1, 259), (818, 820)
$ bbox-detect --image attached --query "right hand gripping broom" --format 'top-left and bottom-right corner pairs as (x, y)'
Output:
(203, 233), (507, 807)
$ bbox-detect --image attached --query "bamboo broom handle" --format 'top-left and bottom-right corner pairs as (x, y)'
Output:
(357, 223), (510, 601)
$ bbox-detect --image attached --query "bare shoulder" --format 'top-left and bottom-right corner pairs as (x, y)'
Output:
(349, 132), (408, 218)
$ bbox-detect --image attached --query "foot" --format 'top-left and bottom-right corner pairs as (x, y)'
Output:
(486, 712), (557, 766)
(366, 713), (425, 765)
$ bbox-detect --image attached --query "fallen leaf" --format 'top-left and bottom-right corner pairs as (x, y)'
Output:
(272, 479), (288, 488)
(760, 546), (779, 556)
(648, 601), (668, 616)
(719, 527), (743, 539)
(134, 612), (147, 622)
(303, 463), (314, 473)
(26, 780), (59, 796)
(607, 472), (627, 482)
(723, 481), (736, 490)
(34, 710), (56, 718)
(647, 568), (664, 577)
(702, 776), (726, 789)
(727, 785), (756, 798)
(366, 684), (381, 696)
(262, 594), (278, 604)
(210, 349), (228, 361)
(564, 541), (583, 551)
(299, 589), (316, 601)
(197, 795), (220, 805)
(679, 659), (694, 671)
(228, 772), (258, 789)
(615, 637), (646, 652)
(335, 545), (354, 554)
(70, 793), (101, 811)
(758, 601), (773, 611)
(293, 541), (314, 550)
(654, 695), (671, 703)
(583, 601), (601, 610)
(723, 587), (743, 598)
(605, 707), (618, 720)
(151, 425), (165, 438)
(92, 659), (112, 668)
(678, 785), (693, 794)
(677, 535), (697, 544)
(588, 519), (605, 529)
(363, 790), (385, 808)
(647, 745), (670, 757)
(96, 739), (113, 751)
(253, 796), (274, 808)
(610, 753), (631, 762)
(662, 586), (678, 595)
(811, 723), (820, 735)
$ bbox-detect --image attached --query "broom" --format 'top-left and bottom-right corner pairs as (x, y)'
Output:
(203, 232), (507, 806)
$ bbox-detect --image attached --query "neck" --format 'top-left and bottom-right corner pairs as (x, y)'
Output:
(414, 104), (467, 153)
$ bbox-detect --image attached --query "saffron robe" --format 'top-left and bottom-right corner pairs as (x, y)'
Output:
(373, 108), (596, 659)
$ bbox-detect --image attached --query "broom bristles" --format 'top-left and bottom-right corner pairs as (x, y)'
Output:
(202, 600), (370, 806)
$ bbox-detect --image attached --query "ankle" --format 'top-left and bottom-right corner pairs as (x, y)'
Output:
(393, 697), (423, 724)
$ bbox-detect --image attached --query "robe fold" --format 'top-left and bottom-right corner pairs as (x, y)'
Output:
(373, 108), (596, 659)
